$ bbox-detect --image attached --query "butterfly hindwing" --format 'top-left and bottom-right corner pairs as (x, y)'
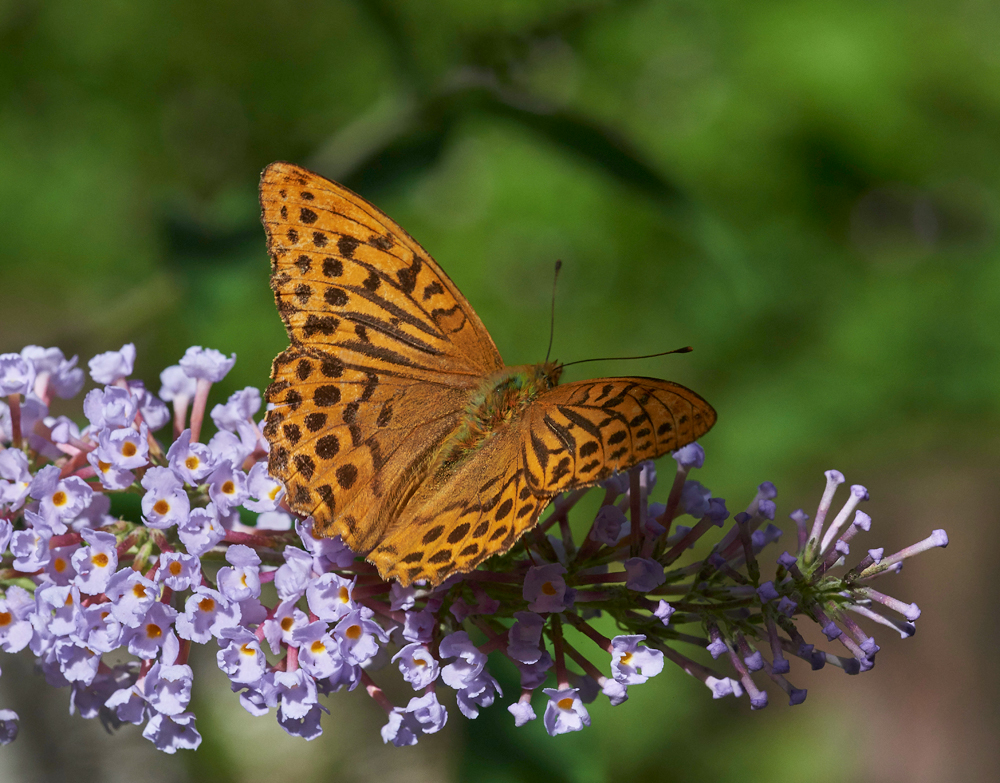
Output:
(369, 426), (548, 586)
(522, 377), (717, 496)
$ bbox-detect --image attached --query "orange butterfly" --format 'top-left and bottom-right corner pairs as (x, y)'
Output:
(260, 162), (716, 586)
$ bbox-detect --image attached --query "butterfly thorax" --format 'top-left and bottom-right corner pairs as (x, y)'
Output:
(438, 361), (562, 470)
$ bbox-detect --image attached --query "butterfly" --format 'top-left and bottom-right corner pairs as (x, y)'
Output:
(260, 162), (716, 586)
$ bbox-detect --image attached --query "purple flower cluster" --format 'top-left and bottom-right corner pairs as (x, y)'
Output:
(0, 344), (948, 751)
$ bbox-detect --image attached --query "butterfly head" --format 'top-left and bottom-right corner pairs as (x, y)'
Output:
(536, 360), (563, 390)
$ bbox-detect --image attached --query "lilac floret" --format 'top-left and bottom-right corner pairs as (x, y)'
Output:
(821, 621), (842, 641)
(706, 638), (728, 659)
(207, 430), (253, 473)
(87, 442), (136, 491)
(653, 600), (675, 625)
(105, 569), (158, 627)
(601, 678), (628, 705)
(295, 518), (356, 569)
(140, 467), (190, 530)
(744, 650), (764, 671)
(672, 442), (705, 469)
(293, 622), (348, 680)
(706, 676), (743, 699)
(524, 563), (571, 613)
(105, 685), (148, 725)
(392, 643), (440, 689)
(88, 344), (136, 384)
(83, 386), (139, 431)
(179, 346), (236, 383)
(507, 611), (545, 664)
(389, 584), (417, 612)
(542, 687), (591, 736)
(166, 430), (216, 485)
(402, 609), (436, 644)
(278, 702), (327, 740)
(244, 462), (284, 512)
(518, 651), (553, 689)
(34, 583), (84, 638)
(680, 480), (712, 518)
(270, 669), (319, 721)
(216, 545), (261, 602)
(159, 365), (196, 401)
(0, 448), (33, 511)
(54, 639), (102, 685)
(610, 635), (664, 685)
(30, 465), (93, 529)
(590, 505), (627, 545)
(306, 572), (356, 621)
(175, 587), (241, 644)
(623, 557), (665, 592)
(274, 546), (313, 601)
(142, 711), (202, 754)
(0, 518), (12, 555)
(23, 346), (85, 399)
(439, 630), (487, 689)
(157, 552), (202, 592)
(456, 670), (502, 718)
(208, 460), (248, 514)
(381, 693), (448, 746)
(122, 603), (178, 659)
(217, 626), (267, 684)
(71, 529), (119, 595)
(0, 586), (35, 653)
(130, 382), (170, 432)
(756, 581), (779, 603)
(76, 604), (123, 653)
(11, 526), (52, 571)
(0, 353), (35, 396)
(103, 425), (149, 470)
(508, 700), (537, 727)
(177, 504), (225, 556)
(261, 600), (307, 655)
(211, 387), (261, 432)
(333, 609), (389, 666)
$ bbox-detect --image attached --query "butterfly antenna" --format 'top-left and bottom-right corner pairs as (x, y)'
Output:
(559, 346), (693, 370)
(544, 260), (562, 365)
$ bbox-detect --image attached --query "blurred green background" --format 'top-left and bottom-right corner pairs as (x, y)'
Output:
(0, 0), (995, 781)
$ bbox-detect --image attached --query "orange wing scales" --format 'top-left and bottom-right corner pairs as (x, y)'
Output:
(369, 427), (548, 586)
(265, 346), (468, 554)
(523, 378), (716, 496)
(260, 162), (717, 587)
(261, 162), (502, 383)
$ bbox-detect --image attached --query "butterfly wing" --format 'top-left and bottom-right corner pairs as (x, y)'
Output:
(260, 163), (504, 553)
(368, 424), (548, 586)
(264, 346), (469, 553)
(369, 377), (716, 586)
(522, 377), (716, 496)
(260, 162), (503, 379)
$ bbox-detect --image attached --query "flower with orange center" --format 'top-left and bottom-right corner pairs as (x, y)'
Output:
(542, 688), (590, 736)
(140, 466), (190, 530)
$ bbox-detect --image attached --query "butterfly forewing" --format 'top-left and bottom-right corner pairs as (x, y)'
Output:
(522, 378), (716, 496)
(260, 162), (503, 382)
(265, 346), (470, 553)
(261, 162), (503, 555)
